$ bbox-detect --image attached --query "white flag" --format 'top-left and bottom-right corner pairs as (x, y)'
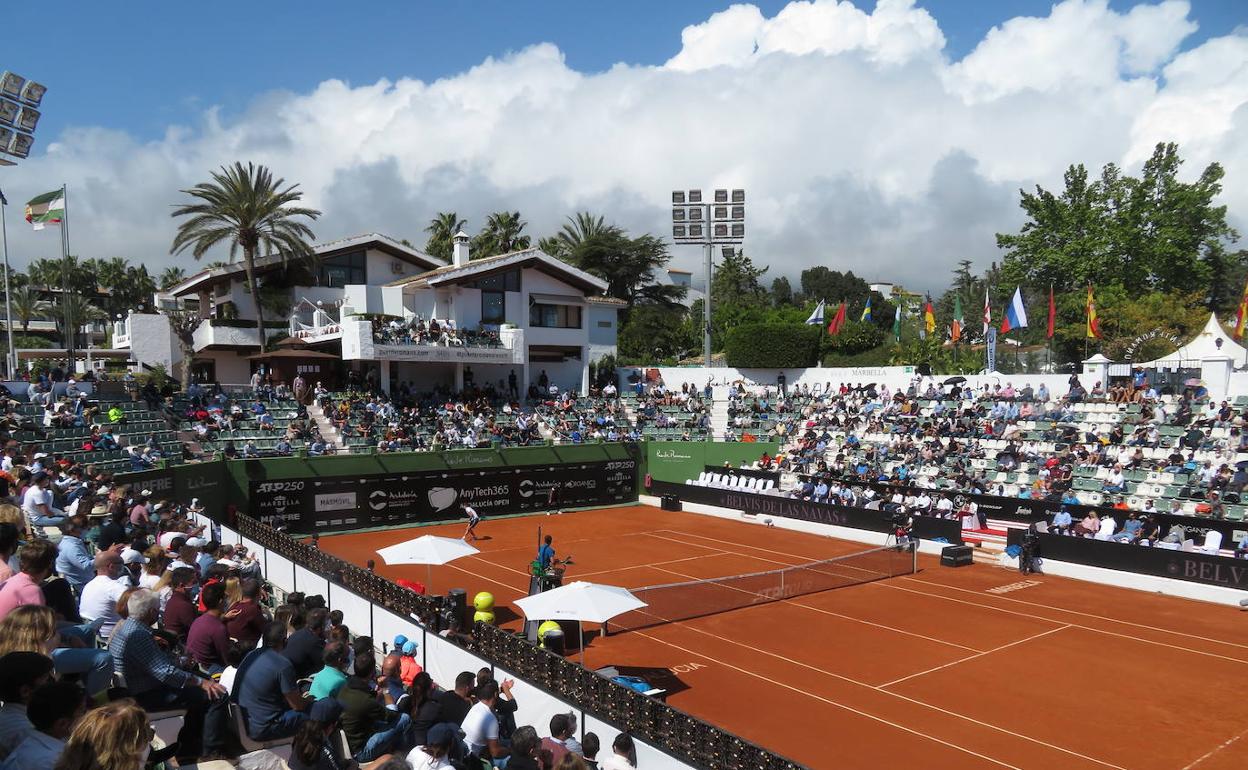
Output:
(805, 300), (825, 325)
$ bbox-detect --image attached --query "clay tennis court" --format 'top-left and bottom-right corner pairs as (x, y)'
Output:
(316, 504), (1248, 770)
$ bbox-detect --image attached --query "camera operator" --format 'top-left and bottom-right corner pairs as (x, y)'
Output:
(1019, 523), (1042, 575)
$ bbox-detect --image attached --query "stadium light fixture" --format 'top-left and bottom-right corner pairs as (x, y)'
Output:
(19, 80), (46, 107)
(0, 73), (23, 101)
(15, 106), (38, 134)
(670, 186), (746, 366)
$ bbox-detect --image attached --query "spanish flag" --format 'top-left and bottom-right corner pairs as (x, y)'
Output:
(923, 295), (936, 335)
(1235, 278), (1248, 338)
(1085, 286), (1101, 339)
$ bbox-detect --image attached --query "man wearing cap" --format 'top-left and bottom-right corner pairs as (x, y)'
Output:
(54, 516), (95, 596)
(21, 472), (65, 528)
(77, 551), (128, 638)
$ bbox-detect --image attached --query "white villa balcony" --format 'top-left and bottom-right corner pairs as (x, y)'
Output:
(340, 317), (525, 364)
(289, 300), (344, 344)
(112, 318), (131, 348)
(191, 318), (286, 351)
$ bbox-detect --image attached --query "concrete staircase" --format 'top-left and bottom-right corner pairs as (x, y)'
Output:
(307, 402), (346, 449)
(709, 398), (731, 439)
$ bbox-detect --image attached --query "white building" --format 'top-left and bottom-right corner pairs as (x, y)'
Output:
(112, 232), (620, 395)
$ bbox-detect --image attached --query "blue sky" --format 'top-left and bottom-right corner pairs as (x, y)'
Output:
(6, 0), (1243, 141)
(1, 0), (1245, 288)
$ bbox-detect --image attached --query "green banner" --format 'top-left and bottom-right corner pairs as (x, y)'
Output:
(645, 441), (780, 484)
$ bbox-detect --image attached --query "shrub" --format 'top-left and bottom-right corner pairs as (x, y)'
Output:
(724, 323), (820, 368)
(823, 320), (884, 356)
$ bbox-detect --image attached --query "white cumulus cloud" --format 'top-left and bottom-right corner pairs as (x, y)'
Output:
(2, 0), (1245, 295)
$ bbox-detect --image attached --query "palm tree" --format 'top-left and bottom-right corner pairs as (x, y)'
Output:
(158, 266), (187, 291)
(171, 162), (321, 352)
(54, 294), (106, 351)
(473, 211), (530, 259)
(557, 212), (618, 253)
(7, 286), (47, 333)
(424, 211), (466, 262)
(96, 257), (129, 293)
(26, 258), (61, 290)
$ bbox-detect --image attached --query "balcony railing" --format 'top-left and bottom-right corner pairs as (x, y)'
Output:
(289, 307), (342, 343)
(340, 317), (525, 364)
(192, 319), (287, 351)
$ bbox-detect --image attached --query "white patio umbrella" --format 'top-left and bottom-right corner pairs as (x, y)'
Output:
(513, 581), (648, 664)
(376, 535), (480, 589)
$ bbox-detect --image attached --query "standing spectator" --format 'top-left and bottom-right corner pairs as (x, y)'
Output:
(0, 680), (84, 769)
(236, 622), (310, 740)
(54, 517), (95, 596)
(0, 541), (56, 621)
(186, 582), (230, 674)
(77, 551), (127, 639)
(52, 699), (153, 770)
(0, 652), (54, 760)
(109, 589), (228, 759)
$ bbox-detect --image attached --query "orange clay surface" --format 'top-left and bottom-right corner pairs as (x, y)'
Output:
(317, 504), (1248, 770)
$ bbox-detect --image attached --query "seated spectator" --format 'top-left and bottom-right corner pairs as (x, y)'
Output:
(187, 582), (230, 674)
(0, 679), (84, 769)
(236, 622), (311, 740)
(284, 606), (329, 680)
(507, 725), (544, 770)
(290, 697), (394, 770)
(435, 670), (475, 726)
(463, 680), (509, 762)
(21, 472), (64, 528)
(109, 589), (228, 759)
(543, 711), (583, 764)
(599, 733), (638, 770)
(225, 577), (268, 646)
(408, 671), (440, 746)
(338, 650), (410, 762)
(581, 733), (601, 769)
(53, 699), (152, 770)
(77, 551), (128, 639)
(55, 516), (96, 596)
(0, 605), (112, 699)
(407, 722), (458, 770)
(0, 651), (55, 760)
(162, 567), (200, 642)
(308, 641), (350, 700)
(399, 639), (422, 686)
(0, 541), (57, 622)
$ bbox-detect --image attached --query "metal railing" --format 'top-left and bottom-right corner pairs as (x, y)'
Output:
(233, 513), (806, 770)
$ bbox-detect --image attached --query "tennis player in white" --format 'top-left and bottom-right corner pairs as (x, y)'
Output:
(462, 504), (481, 541)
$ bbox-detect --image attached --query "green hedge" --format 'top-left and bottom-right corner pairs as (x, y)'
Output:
(724, 323), (821, 368)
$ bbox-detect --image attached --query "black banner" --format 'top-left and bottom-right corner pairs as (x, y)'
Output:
(652, 480), (963, 544)
(702, 465), (781, 484)
(844, 477), (1248, 547)
(249, 459), (638, 533)
(1018, 533), (1248, 591)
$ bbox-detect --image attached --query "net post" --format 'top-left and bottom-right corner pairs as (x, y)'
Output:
(911, 540), (918, 574)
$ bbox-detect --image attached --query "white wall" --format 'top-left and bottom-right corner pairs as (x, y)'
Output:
(128, 314), (178, 371)
(530, 356), (584, 394)
(202, 351), (252, 384)
(587, 305), (618, 362)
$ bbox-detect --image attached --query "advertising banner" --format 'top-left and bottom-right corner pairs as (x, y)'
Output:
(250, 458), (638, 533)
(1020, 533), (1248, 591)
(651, 480), (963, 544)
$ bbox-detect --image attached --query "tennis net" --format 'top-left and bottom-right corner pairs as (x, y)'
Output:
(611, 543), (917, 632)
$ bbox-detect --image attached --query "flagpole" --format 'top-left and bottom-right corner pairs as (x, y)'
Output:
(59, 184), (73, 374)
(0, 192), (13, 378)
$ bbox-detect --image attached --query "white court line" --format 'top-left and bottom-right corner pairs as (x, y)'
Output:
(642, 549), (985, 653)
(576, 553), (716, 578)
(1181, 725), (1248, 770)
(665, 527), (1248, 660)
(879, 625), (1072, 688)
(902, 575), (1248, 653)
(639, 565), (1126, 769)
(631, 629), (1025, 770)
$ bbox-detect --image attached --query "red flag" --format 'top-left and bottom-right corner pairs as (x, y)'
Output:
(1046, 285), (1056, 340)
(827, 302), (847, 335)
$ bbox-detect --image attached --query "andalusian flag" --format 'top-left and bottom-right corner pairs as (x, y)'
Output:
(25, 189), (64, 230)
(1086, 285), (1101, 339)
(1235, 278), (1248, 339)
(892, 303), (902, 341)
(950, 295), (963, 343)
(923, 295), (936, 335)
(860, 296), (872, 322)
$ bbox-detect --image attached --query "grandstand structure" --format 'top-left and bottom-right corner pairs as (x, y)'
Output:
(112, 231), (623, 398)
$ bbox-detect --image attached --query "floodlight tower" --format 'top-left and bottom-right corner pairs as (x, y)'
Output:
(0, 70), (48, 377)
(671, 188), (744, 366)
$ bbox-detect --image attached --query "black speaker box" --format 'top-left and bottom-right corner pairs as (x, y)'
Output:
(940, 544), (974, 567)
